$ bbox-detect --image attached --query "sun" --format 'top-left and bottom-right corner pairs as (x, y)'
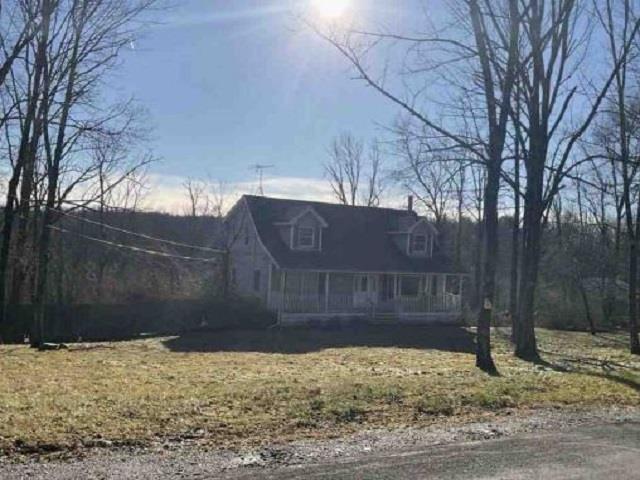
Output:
(312, 0), (351, 19)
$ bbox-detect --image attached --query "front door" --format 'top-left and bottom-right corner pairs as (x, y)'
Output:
(353, 274), (377, 307)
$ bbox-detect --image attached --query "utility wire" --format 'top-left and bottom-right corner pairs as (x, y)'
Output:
(48, 206), (225, 254)
(48, 225), (220, 263)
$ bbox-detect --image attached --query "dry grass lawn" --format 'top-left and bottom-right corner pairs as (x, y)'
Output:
(0, 326), (638, 454)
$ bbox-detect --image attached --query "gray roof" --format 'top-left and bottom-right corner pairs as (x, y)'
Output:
(244, 195), (459, 274)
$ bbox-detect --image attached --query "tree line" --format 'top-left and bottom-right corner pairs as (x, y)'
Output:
(316, 0), (640, 369)
(0, 0), (158, 344)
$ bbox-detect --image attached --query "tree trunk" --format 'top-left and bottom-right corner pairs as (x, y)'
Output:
(578, 282), (595, 335)
(476, 163), (499, 374)
(509, 155), (520, 340)
(33, 0), (75, 345)
(454, 168), (465, 270)
(516, 157), (543, 361)
(473, 219), (484, 310)
(0, 177), (20, 332)
(629, 195), (640, 354)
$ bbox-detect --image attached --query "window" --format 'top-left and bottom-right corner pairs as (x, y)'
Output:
(253, 269), (261, 292)
(297, 227), (315, 248)
(412, 234), (428, 253)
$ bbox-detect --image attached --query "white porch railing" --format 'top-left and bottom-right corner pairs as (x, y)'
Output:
(270, 292), (462, 315)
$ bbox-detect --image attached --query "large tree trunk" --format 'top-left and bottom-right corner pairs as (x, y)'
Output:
(509, 154), (520, 340)
(629, 195), (640, 354)
(516, 0), (545, 361)
(476, 163), (499, 374)
(0, 0), (51, 338)
(516, 156), (543, 361)
(473, 219), (484, 310)
(629, 248), (640, 353)
(32, 202), (56, 345)
(0, 173), (21, 333)
(33, 0), (74, 345)
(11, 109), (45, 305)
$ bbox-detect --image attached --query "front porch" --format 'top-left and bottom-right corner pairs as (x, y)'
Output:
(268, 270), (465, 319)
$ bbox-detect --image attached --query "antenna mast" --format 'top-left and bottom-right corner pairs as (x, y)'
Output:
(249, 164), (274, 195)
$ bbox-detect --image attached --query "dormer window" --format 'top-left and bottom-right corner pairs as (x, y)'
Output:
(412, 234), (427, 253)
(297, 227), (315, 248)
(274, 205), (327, 251)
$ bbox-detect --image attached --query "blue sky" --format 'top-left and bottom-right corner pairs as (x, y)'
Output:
(113, 0), (426, 209)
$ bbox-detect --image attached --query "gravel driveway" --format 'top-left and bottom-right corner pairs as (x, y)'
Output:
(2, 407), (639, 479)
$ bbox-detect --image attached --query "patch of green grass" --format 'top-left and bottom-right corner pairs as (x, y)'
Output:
(413, 395), (458, 417)
(0, 328), (638, 454)
(329, 403), (365, 423)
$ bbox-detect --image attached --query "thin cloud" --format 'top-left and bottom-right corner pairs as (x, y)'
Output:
(142, 173), (335, 213)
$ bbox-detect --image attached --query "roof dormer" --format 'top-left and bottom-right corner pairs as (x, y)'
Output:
(407, 218), (437, 257)
(388, 217), (437, 258)
(274, 205), (328, 251)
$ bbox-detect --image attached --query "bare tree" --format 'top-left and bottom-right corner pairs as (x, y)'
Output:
(513, 0), (640, 359)
(311, 0), (522, 373)
(393, 123), (457, 225)
(183, 177), (211, 217)
(0, 1), (45, 328)
(325, 132), (385, 207)
(209, 179), (232, 218)
(595, 0), (640, 353)
(182, 177), (233, 218)
(29, 0), (158, 345)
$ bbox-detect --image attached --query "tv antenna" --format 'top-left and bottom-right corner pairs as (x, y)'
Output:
(249, 163), (274, 196)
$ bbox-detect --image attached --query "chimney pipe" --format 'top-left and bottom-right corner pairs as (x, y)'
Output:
(407, 195), (414, 212)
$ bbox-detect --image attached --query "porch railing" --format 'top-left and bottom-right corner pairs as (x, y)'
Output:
(270, 292), (462, 315)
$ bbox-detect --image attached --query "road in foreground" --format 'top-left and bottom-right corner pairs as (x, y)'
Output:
(223, 423), (640, 480)
(2, 422), (639, 479)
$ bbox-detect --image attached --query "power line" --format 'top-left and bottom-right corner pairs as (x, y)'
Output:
(49, 206), (225, 254)
(48, 225), (220, 263)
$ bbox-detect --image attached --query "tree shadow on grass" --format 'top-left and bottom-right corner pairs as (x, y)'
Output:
(162, 325), (476, 355)
(493, 327), (639, 391)
(534, 352), (640, 393)
(592, 333), (630, 348)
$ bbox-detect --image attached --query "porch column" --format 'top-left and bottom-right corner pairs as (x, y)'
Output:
(395, 274), (402, 313)
(459, 274), (464, 311)
(325, 272), (330, 313)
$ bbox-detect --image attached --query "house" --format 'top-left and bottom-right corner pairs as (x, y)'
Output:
(225, 195), (466, 324)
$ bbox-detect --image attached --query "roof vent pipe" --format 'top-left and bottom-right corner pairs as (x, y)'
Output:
(407, 195), (414, 212)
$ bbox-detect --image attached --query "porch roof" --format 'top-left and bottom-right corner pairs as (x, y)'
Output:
(244, 195), (461, 274)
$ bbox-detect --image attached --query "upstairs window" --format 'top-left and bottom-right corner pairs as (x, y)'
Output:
(297, 227), (315, 248)
(412, 234), (428, 253)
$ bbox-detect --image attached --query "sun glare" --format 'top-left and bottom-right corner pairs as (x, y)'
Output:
(312, 0), (350, 19)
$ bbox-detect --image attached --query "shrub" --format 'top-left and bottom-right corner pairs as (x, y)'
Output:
(0, 297), (276, 343)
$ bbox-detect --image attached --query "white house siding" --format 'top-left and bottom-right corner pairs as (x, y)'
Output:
(227, 200), (274, 304)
